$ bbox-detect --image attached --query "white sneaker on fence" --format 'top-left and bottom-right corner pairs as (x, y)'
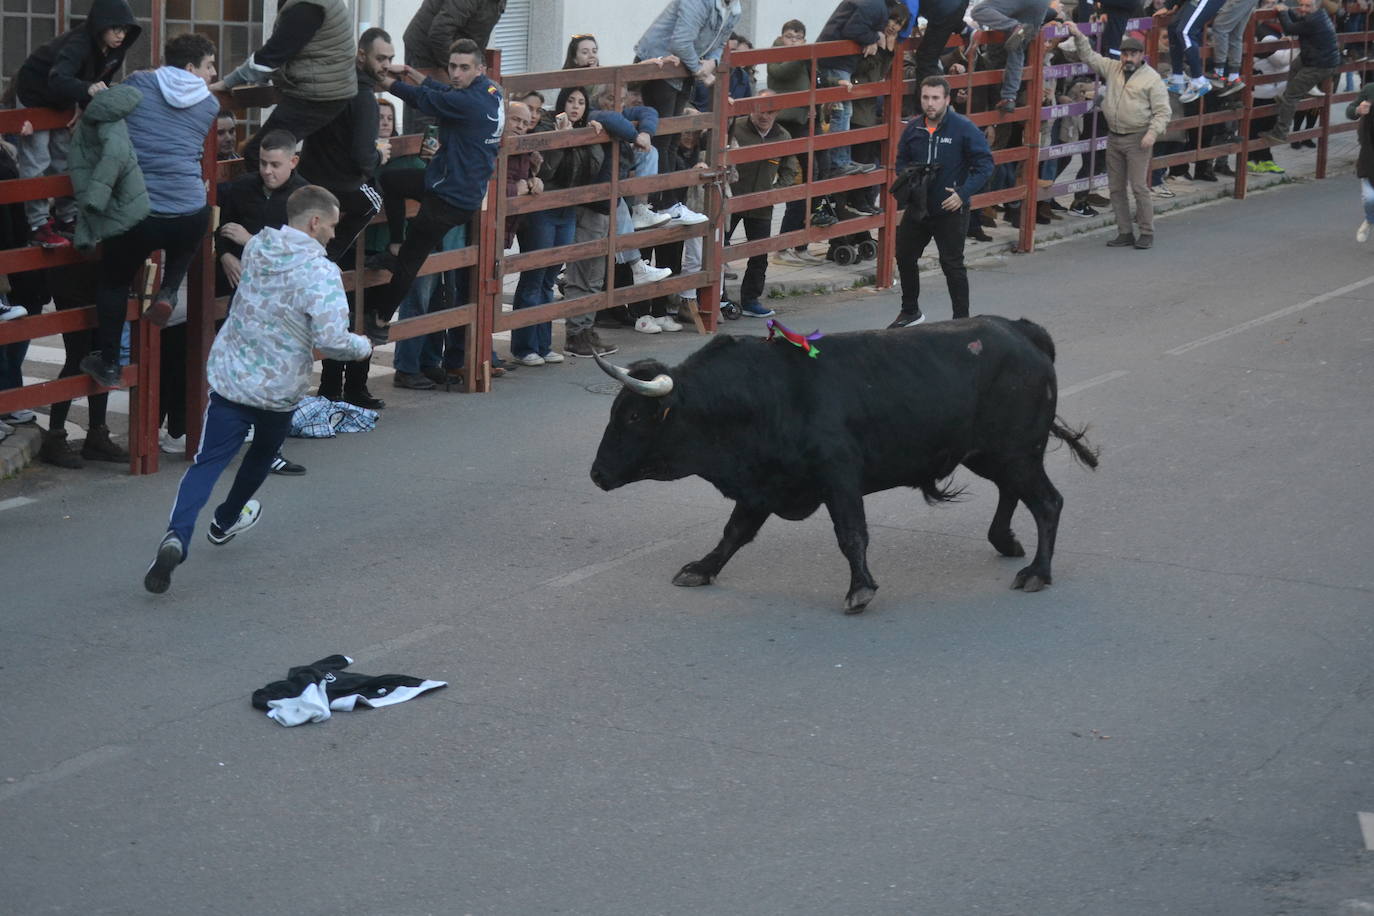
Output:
(631, 203), (672, 230)
(630, 259), (672, 285)
(665, 202), (709, 225)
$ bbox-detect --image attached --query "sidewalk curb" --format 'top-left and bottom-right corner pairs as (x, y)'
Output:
(0, 425), (42, 480)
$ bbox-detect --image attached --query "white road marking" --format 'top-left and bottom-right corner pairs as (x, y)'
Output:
(1359, 812), (1374, 850)
(1167, 274), (1374, 356)
(1060, 370), (1128, 398)
(0, 744), (130, 805)
(542, 537), (685, 588)
(0, 497), (37, 512)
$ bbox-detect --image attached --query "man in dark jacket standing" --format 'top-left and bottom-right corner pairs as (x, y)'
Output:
(888, 75), (993, 328)
(15, 0), (140, 247)
(1260, 0), (1341, 143)
(362, 37), (502, 344)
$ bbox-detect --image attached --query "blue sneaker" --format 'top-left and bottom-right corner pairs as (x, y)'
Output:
(740, 301), (776, 318)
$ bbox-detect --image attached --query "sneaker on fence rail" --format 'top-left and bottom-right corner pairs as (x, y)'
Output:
(143, 532), (184, 594)
(740, 300), (776, 318)
(630, 259), (672, 285)
(663, 202), (709, 225)
(1359, 220), (1371, 243)
(0, 301), (26, 321)
(30, 219), (72, 249)
(207, 499), (262, 546)
(79, 352), (124, 389)
(1167, 75), (1187, 94)
(631, 203), (672, 230)
(633, 315), (663, 334)
(994, 98), (1016, 114)
(1257, 130), (1286, 147)
(887, 307), (925, 329)
(2, 408), (37, 425)
(270, 453), (307, 476)
(654, 314), (683, 331)
(1068, 201), (1099, 217)
(1218, 76), (1245, 97)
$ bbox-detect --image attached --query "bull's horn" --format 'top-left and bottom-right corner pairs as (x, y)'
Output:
(593, 351), (674, 398)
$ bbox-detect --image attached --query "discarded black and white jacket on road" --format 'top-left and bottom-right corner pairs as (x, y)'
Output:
(251, 654), (447, 727)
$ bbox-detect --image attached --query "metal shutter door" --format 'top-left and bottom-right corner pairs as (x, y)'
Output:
(489, 0), (531, 75)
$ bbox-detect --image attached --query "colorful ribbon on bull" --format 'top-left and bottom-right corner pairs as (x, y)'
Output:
(766, 319), (822, 359)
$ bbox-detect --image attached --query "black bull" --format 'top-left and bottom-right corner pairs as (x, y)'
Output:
(589, 316), (1100, 614)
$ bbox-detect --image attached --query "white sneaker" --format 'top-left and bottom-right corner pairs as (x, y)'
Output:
(654, 315), (683, 332)
(159, 431), (186, 454)
(513, 352), (546, 366)
(630, 259), (672, 285)
(207, 499), (261, 545)
(2, 409), (37, 424)
(633, 315), (663, 334)
(1308, 86), (1325, 97)
(540, 350), (565, 364)
(631, 203), (672, 230)
(665, 202), (709, 225)
(0, 302), (26, 321)
(1359, 220), (1371, 243)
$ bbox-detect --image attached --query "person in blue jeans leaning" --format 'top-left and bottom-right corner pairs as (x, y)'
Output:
(144, 186), (372, 594)
(816, 0), (909, 175)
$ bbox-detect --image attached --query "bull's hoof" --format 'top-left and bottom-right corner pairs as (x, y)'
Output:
(673, 563), (715, 587)
(990, 533), (1026, 558)
(843, 586), (876, 614)
(1011, 567), (1050, 592)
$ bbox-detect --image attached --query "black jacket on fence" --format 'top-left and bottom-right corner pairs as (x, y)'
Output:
(819, 0), (892, 74)
(1278, 6), (1341, 69)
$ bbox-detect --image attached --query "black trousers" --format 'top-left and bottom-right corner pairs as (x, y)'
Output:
(912, 3), (971, 80)
(895, 207), (970, 319)
(95, 208), (210, 359)
(315, 180), (383, 394)
(727, 213), (771, 304)
(243, 96), (351, 167)
(369, 188), (473, 323)
(640, 76), (691, 208)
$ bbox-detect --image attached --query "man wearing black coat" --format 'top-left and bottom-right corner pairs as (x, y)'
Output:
(1260, 0), (1341, 143)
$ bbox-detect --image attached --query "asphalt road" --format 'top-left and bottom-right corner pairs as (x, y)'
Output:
(3, 175), (1372, 916)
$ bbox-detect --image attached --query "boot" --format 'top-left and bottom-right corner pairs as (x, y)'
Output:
(39, 429), (84, 468)
(980, 206), (998, 228)
(81, 424), (128, 463)
(1035, 201), (1053, 225)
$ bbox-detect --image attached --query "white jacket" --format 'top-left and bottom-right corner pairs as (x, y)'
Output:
(207, 224), (371, 412)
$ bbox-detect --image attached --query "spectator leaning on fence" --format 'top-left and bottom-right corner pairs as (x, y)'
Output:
(362, 38), (503, 345)
(970, 0), (1054, 114)
(210, 0), (357, 165)
(1155, 0), (1229, 102)
(1259, 0), (1342, 144)
(1210, 0), (1264, 95)
(913, 0), (974, 78)
(1073, 0), (1138, 57)
(888, 75), (993, 328)
(402, 0), (507, 131)
(816, 0), (909, 176)
(14, 0), (140, 250)
(1066, 21), (1171, 250)
(1346, 79), (1374, 242)
(143, 186), (373, 596)
(727, 89), (799, 319)
(78, 33), (220, 391)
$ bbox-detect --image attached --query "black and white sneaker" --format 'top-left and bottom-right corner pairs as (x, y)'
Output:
(1068, 201), (1099, 218)
(887, 308), (925, 329)
(207, 499), (262, 545)
(270, 454), (307, 475)
(144, 533), (184, 594)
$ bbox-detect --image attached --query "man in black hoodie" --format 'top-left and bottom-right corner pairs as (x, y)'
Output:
(297, 26), (392, 411)
(15, 0), (140, 248)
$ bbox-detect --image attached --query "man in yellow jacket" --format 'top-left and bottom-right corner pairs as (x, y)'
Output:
(1066, 22), (1172, 249)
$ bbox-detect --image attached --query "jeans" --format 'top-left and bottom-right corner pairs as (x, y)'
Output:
(165, 391), (293, 558)
(821, 67), (854, 168)
(727, 212), (771, 303)
(1168, 0), (1228, 79)
(370, 190), (474, 323)
(394, 223), (467, 374)
(895, 207), (971, 319)
(512, 206), (576, 359)
(95, 208), (210, 360)
(1361, 179), (1374, 223)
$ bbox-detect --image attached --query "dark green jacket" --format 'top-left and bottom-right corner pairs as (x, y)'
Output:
(729, 116), (799, 221)
(69, 83), (149, 251)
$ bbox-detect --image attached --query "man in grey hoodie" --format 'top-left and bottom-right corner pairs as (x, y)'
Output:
(79, 33), (222, 389)
(144, 185), (372, 595)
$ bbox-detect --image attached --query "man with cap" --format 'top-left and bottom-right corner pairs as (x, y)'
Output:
(1065, 21), (1171, 249)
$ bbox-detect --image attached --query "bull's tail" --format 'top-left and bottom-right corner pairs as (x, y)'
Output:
(1012, 318), (1057, 363)
(919, 479), (967, 506)
(1051, 417), (1100, 470)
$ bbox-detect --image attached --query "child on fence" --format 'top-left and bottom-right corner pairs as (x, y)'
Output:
(13, 0), (140, 249)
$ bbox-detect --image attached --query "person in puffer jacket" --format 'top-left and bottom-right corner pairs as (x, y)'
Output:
(67, 83), (149, 252)
(143, 185), (372, 596)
